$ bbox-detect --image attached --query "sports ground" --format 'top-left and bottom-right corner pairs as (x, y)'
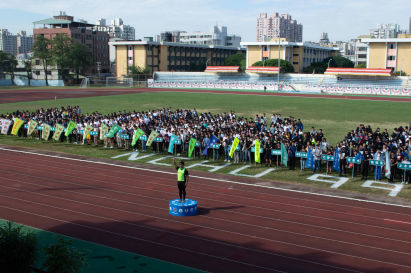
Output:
(0, 87), (410, 272)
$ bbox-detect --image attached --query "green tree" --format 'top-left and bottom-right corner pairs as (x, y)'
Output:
(0, 221), (37, 273)
(33, 35), (52, 86)
(69, 42), (92, 83)
(51, 34), (72, 82)
(128, 65), (151, 80)
(329, 56), (354, 68)
(24, 59), (32, 87)
(303, 56), (354, 74)
(224, 53), (246, 71)
(188, 60), (206, 72)
(251, 59), (295, 73)
(355, 63), (367, 68)
(0, 51), (17, 85)
(41, 237), (86, 273)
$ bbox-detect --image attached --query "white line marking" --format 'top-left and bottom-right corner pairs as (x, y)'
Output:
(0, 147), (410, 209)
(384, 219), (411, 225)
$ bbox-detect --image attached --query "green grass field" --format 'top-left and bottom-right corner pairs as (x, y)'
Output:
(0, 91), (410, 199)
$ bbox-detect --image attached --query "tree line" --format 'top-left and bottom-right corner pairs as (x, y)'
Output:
(0, 34), (93, 86)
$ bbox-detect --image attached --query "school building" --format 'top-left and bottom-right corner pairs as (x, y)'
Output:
(240, 38), (339, 73)
(109, 40), (244, 76)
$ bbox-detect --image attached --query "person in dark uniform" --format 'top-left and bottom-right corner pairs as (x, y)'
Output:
(173, 158), (189, 202)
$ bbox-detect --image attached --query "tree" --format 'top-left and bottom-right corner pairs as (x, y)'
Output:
(224, 53), (246, 72)
(41, 237), (86, 273)
(252, 59), (295, 73)
(24, 59), (32, 87)
(303, 56), (354, 74)
(329, 56), (354, 68)
(51, 34), (72, 82)
(355, 63), (367, 68)
(33, 35), (52, 86)
(0, 221), (37, 273)
(188, 60), (206, 72)
(127, 65), (151, 80)
(69, 42), (92, 83)
(0, 51), (17, 85)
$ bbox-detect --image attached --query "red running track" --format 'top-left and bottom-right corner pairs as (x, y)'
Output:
(0, 147), (410, 273)
(1, 87), (411, 104)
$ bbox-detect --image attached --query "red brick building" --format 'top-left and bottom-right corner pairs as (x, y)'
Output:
(33, 12), (110, 74)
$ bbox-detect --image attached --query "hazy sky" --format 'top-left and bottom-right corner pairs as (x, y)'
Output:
(0, 0), (409, 42)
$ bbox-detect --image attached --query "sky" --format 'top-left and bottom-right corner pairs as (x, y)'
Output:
(0, 0), (409, 42)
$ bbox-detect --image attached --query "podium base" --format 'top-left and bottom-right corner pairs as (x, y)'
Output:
(169, 199), (197, 216)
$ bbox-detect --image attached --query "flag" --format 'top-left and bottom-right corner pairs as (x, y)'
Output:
(0, 119), (12, 134)
(65, 120), (77, 137)
(146, 131), (159, 146)
(229, 137), (240, 158)
(131, 128), (145, 147)
(281, 142), (288, 167)
(168, 134), (179, 154)
(100, 123), (109, 140)
(305, 148), (315, 170)
(27, 120), (38, 136)
(11, 118), (24, 135)
(385, 151), (391, 178)
(332, 148), (341, 172)
(107, 124), (121, 138)
(83, 124), (93, 139)
(42, 124), (52, 140)
(202, 135), (219, 156)
(188, 138), (197, 158)
(53, 124), (65, 141)
(255, 139), (261, 163)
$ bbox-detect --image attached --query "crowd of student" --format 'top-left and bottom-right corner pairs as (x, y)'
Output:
(1, 106), (410, 183)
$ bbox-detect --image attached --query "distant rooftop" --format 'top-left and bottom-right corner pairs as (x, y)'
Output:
(33, 12), (94, 28)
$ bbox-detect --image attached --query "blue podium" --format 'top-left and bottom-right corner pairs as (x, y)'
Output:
(169, 199), (197, 216)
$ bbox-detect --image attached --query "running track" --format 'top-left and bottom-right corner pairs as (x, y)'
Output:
(1, 87), (411, 103)
(0, 147), (410, 272)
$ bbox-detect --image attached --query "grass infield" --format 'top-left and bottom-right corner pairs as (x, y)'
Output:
(0, 91), (410, 199)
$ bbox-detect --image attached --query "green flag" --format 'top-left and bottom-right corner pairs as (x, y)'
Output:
(132, 129), (145, 147)
(65, 120), (77, 137)
(100, 123), (109, 140)
(27, 120), (38, 136)
(281, 143), (288, 167)
(53, 124), (65, 141)
(42, 124), (52, 140)
(229, 137), (240, 158)
(255, 139), (261, 163)
(188, 138), (197, 158)
(146, 131), (159, 146)
(107, 124), (121, 138)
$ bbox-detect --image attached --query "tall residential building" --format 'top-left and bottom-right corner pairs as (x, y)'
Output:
(256, 12), (303, 42)
(94, 17), (135, 40)
(409, 17), (411, 34)
(369, 24), (401, 39)
(165, 25), (241, 47)
(33, 11), (110, 73)
(0, 29), (17, 56)
(17, 31), (33, 54)
(319, 32), (330, 45)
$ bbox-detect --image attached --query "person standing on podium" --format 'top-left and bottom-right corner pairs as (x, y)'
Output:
(173, 158), (189, 202)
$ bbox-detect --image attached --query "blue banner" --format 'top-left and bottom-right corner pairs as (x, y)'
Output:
(202, 135), (219, 155)
(332, 148), (341, 172)
(305, 148), (315, 170)
(168, 134), (178, 154)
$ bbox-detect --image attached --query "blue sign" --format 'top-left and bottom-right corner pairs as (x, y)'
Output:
(296, 151), (307, 158)
(321, 154), (334, 161)
(251, 147), (263, 153)
(398, 163), (411, 170)
(347, 157), (361, 164)
(169, 199), (197, 216)
(370, 160), (384, 166)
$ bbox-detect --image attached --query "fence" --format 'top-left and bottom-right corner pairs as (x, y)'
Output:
(80, 77), (148, 88)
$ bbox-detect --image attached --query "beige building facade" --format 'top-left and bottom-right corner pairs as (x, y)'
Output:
(361, 38), (411, 75)
(241, 39), (339, 73)
(110, 41), (244, 77)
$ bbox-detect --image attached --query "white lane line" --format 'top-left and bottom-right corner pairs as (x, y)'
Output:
(2, 178), (410, 257)
(384, 219), (411, 225)
(0, 195), (361, 273)
(2, 158), (409, 223)
(1, 146), (410, 209)
(2, 173), (409, 247)
(0, 205), (285, 273)
(2, 168), (411, 235)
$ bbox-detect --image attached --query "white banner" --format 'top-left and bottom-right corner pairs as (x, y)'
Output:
(1, 119), (12, 134)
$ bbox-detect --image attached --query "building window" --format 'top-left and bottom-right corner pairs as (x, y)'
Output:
(388, 56), (396, 60)
(35, 60), (40, 65)
(46, 71), (52, 75)
(128, 57), (132, 61)
(293, 54), (299, 57)
(34, 71), (40, 76)
(293, 62), (299, 64)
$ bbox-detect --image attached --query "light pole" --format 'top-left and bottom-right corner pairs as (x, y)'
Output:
(327, 58), (332, 68)
(206, 58), (211, 68)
